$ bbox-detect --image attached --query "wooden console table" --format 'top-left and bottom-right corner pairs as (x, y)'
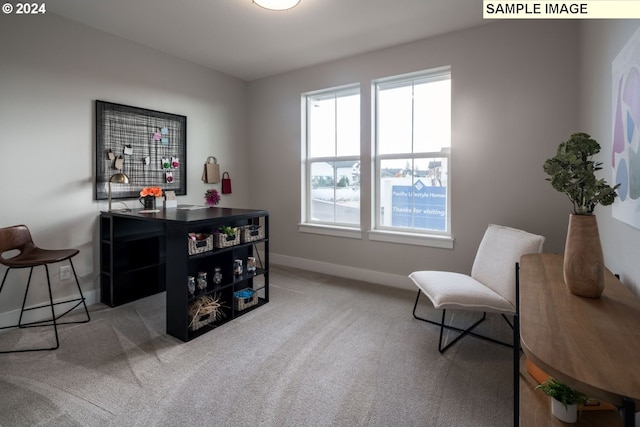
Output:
(516, 253), (640, 427)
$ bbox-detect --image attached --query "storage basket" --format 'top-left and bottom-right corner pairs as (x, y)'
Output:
(188, 233), (213, 255)
(240, 225), (264, 243)
(234, 288), (258, 311)
(214, 232), (240, 248)
(188, 294), (225, 331)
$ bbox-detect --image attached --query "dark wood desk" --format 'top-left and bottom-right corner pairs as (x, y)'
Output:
(100, 207), (269, 341)
(517, 253), (640, 427)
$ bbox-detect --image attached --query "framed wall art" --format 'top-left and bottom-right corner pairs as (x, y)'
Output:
(95, 100), (187, 200)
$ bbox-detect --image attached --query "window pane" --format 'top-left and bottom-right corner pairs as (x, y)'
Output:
(336, 94), (360, 156)
(308, 96), (336, 158)
(310, 161), (360, 225)
(413, 79), (451, 153)
(379, 157), (448, 232)
(378, 85), (412, 155)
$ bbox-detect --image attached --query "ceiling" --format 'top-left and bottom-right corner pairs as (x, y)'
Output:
(47, 0), (487, 82)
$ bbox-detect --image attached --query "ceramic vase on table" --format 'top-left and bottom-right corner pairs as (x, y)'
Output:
(563, 214), (605, 298)
(139, 196), (156, 210)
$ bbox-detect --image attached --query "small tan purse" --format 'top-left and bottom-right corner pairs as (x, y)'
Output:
(202, 156), (221, 183)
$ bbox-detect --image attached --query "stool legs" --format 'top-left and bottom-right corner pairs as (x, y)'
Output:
(0, 259), (90, 354)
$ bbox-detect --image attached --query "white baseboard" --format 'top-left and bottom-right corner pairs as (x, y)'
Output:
(269, 252), (415, 292)
(0, 289), (98, 329)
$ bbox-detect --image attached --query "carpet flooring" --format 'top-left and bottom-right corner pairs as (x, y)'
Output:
(0, 265), (513, 426)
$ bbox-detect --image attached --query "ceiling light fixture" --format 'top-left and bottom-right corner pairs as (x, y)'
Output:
(253, 0), (300, 11)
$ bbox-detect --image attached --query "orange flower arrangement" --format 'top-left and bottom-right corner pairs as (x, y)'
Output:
(140, 186), (163, 197)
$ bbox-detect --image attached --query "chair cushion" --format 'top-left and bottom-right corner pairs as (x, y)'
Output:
(471, 224), (545, 307)
(409, 270), (515, 314)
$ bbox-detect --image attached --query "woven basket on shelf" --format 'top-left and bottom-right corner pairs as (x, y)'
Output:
(240, 225), (264, 243)
(214, 232), (240, 248)
(234, 288), (258, 311)
(188, 294), (225, 331)
(188, 233), (213, 255)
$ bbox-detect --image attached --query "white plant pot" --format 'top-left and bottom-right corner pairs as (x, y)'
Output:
(551, 398), (578, 423)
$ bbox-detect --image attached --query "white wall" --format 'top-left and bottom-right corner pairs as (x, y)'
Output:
(247, 20), (580, 288)
(580, 20), (640, 297)
(0, 13), (249, 318)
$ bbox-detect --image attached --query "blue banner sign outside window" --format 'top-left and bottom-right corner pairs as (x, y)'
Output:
(391, 180), (446, 231)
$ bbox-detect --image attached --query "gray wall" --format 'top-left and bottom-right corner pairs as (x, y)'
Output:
(247, 21), (580, 289)
(0, 14), (249, 318)
(580, 20), (640, 296)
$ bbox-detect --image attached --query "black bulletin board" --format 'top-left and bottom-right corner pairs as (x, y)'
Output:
(95, 100), (187, 200)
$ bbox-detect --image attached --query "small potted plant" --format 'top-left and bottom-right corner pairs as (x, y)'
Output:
(535, 378), (588, 423)
(543, 132), (620, 297)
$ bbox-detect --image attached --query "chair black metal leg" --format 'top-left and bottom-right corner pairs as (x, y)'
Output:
(413, 289), (515, 353)
(0, 265), (60, 353)
(18, 267), (35, 327)
(68, 258), (90, 323)
(0, 260), (90, 354)
(44, 264), (60, 350)
(0, 267), (9, 295)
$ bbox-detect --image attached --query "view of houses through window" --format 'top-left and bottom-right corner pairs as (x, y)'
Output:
(304, 86), (360, 226)
(302, 66), (451, 238)
(375, 68), (451, 234)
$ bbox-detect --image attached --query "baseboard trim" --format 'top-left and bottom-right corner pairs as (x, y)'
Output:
(269, 252), (414, 292)
(0, 289), (98, 329)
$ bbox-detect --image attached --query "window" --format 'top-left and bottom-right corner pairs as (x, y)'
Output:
(302, 85), (361, 231)
(373, 68), (451, 239)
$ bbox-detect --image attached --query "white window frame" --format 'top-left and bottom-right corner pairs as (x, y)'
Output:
(300, 84), (362, 239)
(369, 67), (454, 249)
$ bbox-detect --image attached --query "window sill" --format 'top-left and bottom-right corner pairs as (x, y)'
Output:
(368, 230), (454, 249)
(298, 223), (362, 239)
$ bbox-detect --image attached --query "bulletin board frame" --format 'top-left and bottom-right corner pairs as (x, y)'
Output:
(95, 100), (187, 200)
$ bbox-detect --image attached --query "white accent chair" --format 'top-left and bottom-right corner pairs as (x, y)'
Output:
(409, 224), (545, 353)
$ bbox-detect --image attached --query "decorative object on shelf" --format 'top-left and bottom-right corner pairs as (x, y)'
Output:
(187, 232), (214, 255)
(247, 257), (256, 273)
(202, 156), (221, 184)
(535, 378), (588, 423)
(213, 267), (223, 285)
(214, 226), (239, 248)
(253, 0), (300, 11)
(205, 188), (221, 207)
(139, 186), (163, 210)
(543, 132), (620, 298)
(188, 294), (225, 331)
(108, 172), (130, 211)
(187, 276), (195, 296)
(221, 172), (232, 194)
(234, 288), (258, 311)
(240, 224), (264, 243)
(234, 259), (244, 276)
(197, 271), (208, 291)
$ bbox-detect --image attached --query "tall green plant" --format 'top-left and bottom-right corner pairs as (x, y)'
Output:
(543, 132), (620, 214)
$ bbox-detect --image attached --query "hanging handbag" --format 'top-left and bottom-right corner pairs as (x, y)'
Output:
(221, 171), (232, 194)
(202, 156), (221, 184)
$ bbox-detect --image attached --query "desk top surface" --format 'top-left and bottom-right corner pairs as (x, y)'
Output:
(102, 207), (269, 224)
(519, 253), (640, 407)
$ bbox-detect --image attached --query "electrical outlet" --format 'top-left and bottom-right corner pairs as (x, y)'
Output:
(59, 266), (71, 280)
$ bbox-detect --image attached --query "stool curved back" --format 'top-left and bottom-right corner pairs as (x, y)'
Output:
(0, 224), (90, 353)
